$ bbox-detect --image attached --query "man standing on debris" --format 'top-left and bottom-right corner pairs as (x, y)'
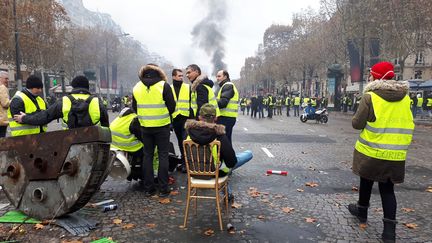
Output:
(216, 69), (239, 143)
(13, 76), (108, 129)
(348, 62), (414, 243)
(8, 75), (47, 136)
(0, 71), (10, 137)
(132, 64), (176, 197)
(170, 68), (191, 173)
(185, 64), (219, 118)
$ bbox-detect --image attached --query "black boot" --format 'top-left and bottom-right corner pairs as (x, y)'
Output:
(348, 202), (368, 223)
(382, 218), (397, 243)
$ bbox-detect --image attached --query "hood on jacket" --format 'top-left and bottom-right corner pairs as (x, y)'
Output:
(71, 88), (91, 95)
(184, 119), (225, 145)
(191, 74), (214, 91)
(138, 64), (168, 87)
(363, 79), (409, 102)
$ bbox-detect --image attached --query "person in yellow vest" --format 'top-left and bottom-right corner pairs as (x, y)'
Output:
(13, 76), (109, 129)
(267, 94), (274, 118)
(275, 96), (282, 115)
(240, 97), (246, 115)
(0, 71), (10, 137)
(110, 107), (143, 181)
(246, 97), (251, 115)
(171, 68), (191, 173)
(216, 69), (238, 143)
(349, 61), (414, 243)
(185, 64), (220, 118)
(184, 103), (237, 200)
(426, 95), (432, 118)
(293, 95), (301, 117)
(132, 64), (176, 197)
(284, 96), (291, 117)
(8, 75), (47, 136)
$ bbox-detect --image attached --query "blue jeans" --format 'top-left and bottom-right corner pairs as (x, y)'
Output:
(227, 150), (253, 195)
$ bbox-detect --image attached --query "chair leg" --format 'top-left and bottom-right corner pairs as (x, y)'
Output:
(183, 184), (192, 228)
(215, 187), (223, 231)
(194, 188), (198, 215)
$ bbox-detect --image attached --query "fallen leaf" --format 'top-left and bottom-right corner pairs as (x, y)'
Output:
(249, 191), (260, 197)
(351, 186), (359, 191)
(296, 188), (304, 192)
(34, 223), (44, 230)
(159, 198), (171, 204)
(305, 217), (317, 223)
(401, 208), (415, 213)
(146, 223), (156, 228)
(305, 182), (319, 188)
(170, 190), (179, 196)
(168, 210), (176, 214)
(373, 208), (383, 213)
(112, 218), (122, 225)
(231, 202), (242, 209)
(359, 223), (367, 230)
(281, 207), (295, 213)
(204, 228), (214, 236)
(122, 223), (135, 229)
(426, 186), (432, 193)
(403, 223), (418, 229)
(257, 215), (265, 220)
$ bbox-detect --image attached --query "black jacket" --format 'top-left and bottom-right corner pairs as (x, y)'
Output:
(22, 88), (109, 127)
(132, 65), (176, 118)
(216, 79), (235, 109)
(9, 89), (48, 133)
(191, 75), (215, 118)
(184, 119), (237, 177)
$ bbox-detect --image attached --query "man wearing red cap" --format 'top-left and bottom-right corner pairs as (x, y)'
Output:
(348, 61), (414, 243)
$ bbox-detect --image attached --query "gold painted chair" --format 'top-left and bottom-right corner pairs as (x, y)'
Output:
(182, 139), (229, 231)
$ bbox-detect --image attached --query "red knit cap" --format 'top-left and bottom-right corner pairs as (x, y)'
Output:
(370, 62), (395, 80)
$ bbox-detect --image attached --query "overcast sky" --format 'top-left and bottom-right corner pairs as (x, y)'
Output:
(83, 0), (320, 79)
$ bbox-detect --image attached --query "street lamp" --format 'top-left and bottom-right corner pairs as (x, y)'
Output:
(106, 32), (129, 106)
(59, 67), (65, 95)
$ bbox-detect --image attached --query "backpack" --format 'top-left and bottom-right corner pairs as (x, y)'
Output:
(66, 94), (95, 128)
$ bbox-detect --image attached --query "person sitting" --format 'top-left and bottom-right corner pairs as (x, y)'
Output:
(184, 103), (253, 201)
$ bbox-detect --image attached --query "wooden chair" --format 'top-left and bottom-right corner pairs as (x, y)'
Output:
(182, 139), (229, 231)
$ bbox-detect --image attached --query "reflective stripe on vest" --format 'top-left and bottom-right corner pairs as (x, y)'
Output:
(61, 94), (101, 129)
(217, 82), (239, 118)
(171, 83), (190, 118)
(185, 136), (229, 173)
(294, 97), (301, 105)
(204, 85), (220, 117)
(7, 91), (47, 136)
(110, 113), (143, 152)
(133, 81), (170, 127)
(355, 92), (414, 161)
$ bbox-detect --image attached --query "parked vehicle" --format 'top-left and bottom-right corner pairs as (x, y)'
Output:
(300, 108), (328, 123)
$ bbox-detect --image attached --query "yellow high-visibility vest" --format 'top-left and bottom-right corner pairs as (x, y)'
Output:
(355, 92), (414, 161)
(7, 91), (47, 136)
(61, 94), (101, 129)
(217, 82), (239, 118)
(133, 81), (170, 127)
(294, 97), (301, 105)
(417, 97), (423, 107)
(171, 83), (191, 119)
(110, 112), (143, 152)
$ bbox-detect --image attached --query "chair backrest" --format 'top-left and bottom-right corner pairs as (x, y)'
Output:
(183, 139), (221, 179)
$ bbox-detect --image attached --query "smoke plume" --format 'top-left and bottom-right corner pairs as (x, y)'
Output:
(191, 0), (227, 76)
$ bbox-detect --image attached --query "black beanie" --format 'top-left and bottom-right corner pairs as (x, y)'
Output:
(71, 75), (89, 90)
(25, 75), (43, 89)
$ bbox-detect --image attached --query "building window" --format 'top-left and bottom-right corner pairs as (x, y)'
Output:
(414, 70), (423, 79)
(415, 52), (424, 64)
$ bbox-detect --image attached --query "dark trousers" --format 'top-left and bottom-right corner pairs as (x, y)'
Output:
(172, 116), (188, 166)
(268, 106), (273, 118)
(251, 106), (257, 118)
(140, 125), (170, 192)
(259, 106), (264, 118)
(286, 106), (290, 116)
(358, 177), (396, 220)
(293, 105), (299, 117)
(0, 126), (7, 137)
(217, 116), (236, 143)
(246, 106), (250, 115)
